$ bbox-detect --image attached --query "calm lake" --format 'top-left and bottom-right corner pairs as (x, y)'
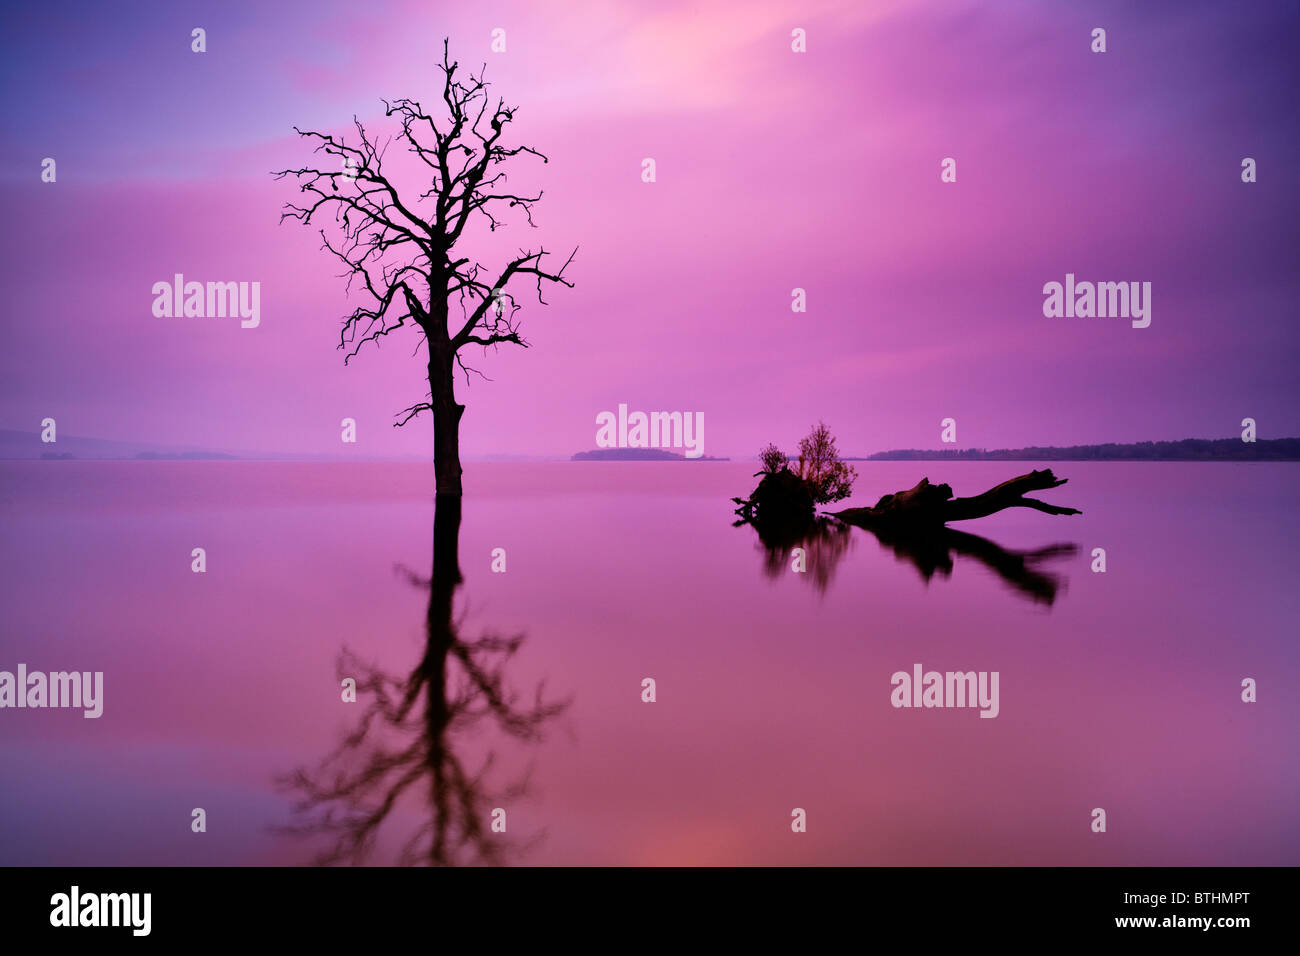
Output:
(1, 460), (1296, 865)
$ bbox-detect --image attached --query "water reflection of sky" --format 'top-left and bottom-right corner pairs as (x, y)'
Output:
(0, 461), (1296, 865)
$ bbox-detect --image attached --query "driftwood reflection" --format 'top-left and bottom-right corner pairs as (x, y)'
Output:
(737, 513), (1076, 606)
(276, 497), (569, 865)
(864, 523), (1077, 606)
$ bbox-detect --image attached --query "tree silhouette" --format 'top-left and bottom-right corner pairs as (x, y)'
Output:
(275, 498), (570, 865)
(750, 515), (856, 595)
(758, 442), (788, 475)
(274, 38), (576, 497)
(795, 421), (857, 504)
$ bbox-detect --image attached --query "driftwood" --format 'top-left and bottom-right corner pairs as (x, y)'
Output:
(833, 469), (1080, 529)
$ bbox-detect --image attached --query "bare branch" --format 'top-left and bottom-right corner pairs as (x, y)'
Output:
(274, 37), (575, 468)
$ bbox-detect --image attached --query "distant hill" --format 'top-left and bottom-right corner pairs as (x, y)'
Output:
(862, 438), (1300, 461)
(572, 448), (729, 461)
(0, 428), (240, 460)
(134, 450), (238, 460)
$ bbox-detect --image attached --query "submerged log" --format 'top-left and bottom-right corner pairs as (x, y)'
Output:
(833, 469), (1081, 530)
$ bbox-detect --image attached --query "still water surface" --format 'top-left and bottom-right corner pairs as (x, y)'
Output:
(1, 460), (1296, 865)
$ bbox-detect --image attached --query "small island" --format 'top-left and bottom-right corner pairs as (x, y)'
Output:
(572, 448), (729, 461)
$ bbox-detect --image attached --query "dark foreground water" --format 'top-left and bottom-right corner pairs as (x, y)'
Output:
(1, 460), (1296, 865)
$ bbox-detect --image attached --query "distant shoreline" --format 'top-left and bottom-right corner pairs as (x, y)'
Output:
(853, 438), (1300, 462)
(4, 435), (1295, 463)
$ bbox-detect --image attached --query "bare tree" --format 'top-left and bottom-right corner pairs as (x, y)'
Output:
(274, 38), (576, 497)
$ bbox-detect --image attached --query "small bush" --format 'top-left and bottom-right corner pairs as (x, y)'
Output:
(796, 421), (857, 504)
(759, 443), (788, 475)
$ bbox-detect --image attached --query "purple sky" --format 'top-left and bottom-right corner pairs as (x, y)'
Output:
(1, 0), (1296, 458)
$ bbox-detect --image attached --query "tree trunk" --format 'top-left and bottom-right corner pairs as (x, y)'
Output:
(429, 351), (465, 498)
